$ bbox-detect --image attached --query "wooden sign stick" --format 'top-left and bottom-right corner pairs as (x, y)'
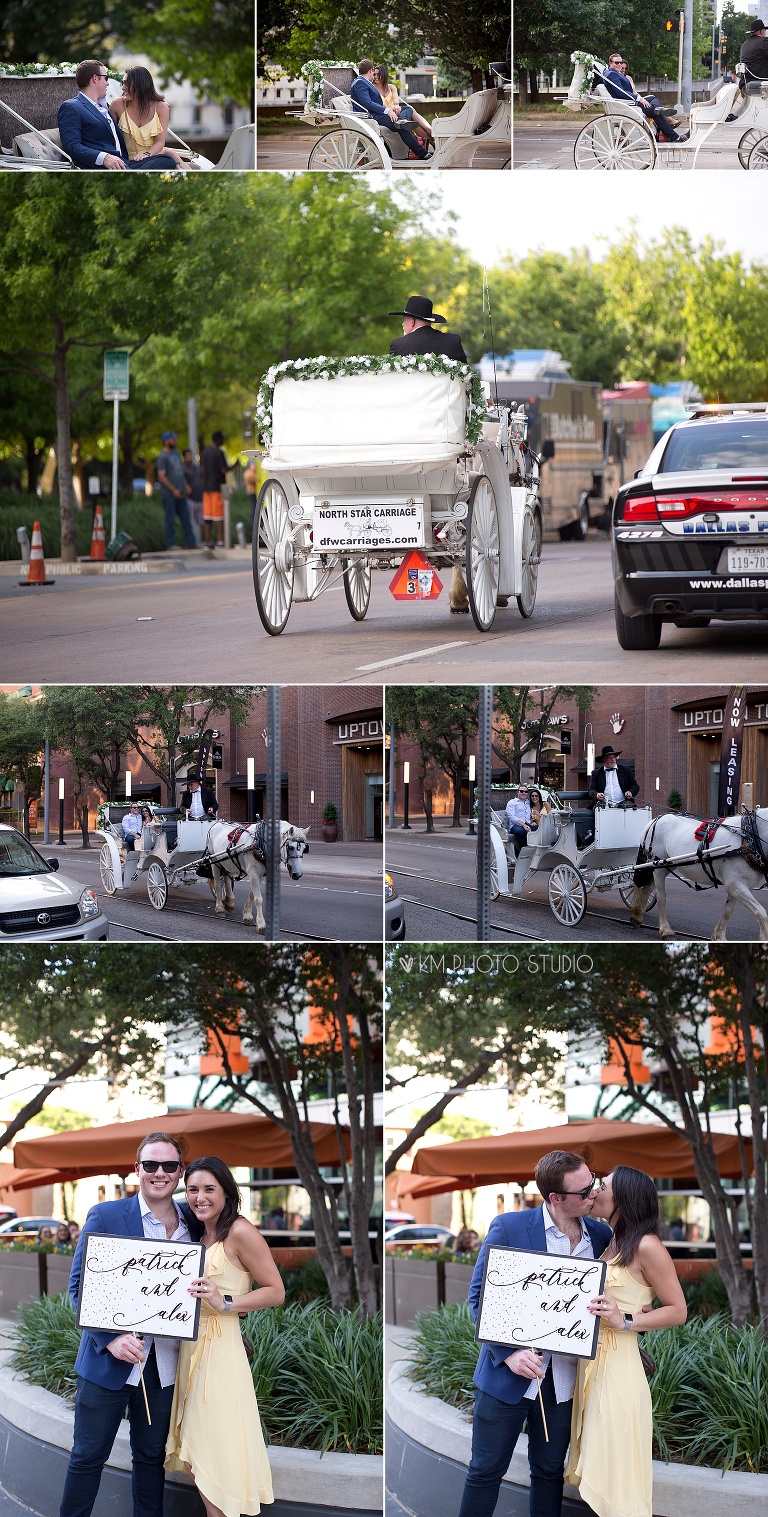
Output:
(134, 1336), (151, 1425)
(535, 1353), (549, 1442)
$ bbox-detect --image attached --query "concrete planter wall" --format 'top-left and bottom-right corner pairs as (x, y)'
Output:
(45, 1254), (74, 1294)
(443, 1262), (472, 1307)
(386, 1358), (768, 1517)
(390, 1258), (440, 1327)
(0, 1252), (45, 1316)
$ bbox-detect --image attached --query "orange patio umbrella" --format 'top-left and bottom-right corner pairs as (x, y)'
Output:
(0, 1163), (65, 1198)
(13, 1108), (347, 1179)
(396, 1117), (751, 1198)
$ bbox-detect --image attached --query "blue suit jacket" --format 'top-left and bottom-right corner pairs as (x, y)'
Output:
(69, 1194), (204, 1389)
(468, 1205), (613, 1405)
(350, 76), (392, 127)
(57, 95), (129, 169)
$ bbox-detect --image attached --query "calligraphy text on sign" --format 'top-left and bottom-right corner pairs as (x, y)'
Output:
(77, 1234), (204, 1340)
(476, 1247), (606, 1361)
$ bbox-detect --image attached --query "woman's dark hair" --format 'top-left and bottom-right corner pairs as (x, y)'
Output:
(529, 788), (543, 806)
(185, 1157), (241, 1241)
(610, 1166), (661, 1266)
(123, 66), (164, 115)
(374, 64), (389, 87)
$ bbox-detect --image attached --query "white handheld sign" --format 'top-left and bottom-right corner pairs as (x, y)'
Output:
(76, 1233), (205, 1341)
(476, 1246), (606, 1361)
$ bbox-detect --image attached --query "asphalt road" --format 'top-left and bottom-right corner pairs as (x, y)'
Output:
(385, 826), (762, 942)
(3, 539), (765, 685)
(41, 840), (382, 942)
(256, 132), (508, 170)
(514, 114), (756, 170)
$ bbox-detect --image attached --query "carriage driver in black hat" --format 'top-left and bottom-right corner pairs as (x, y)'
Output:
(389, 296), (468, 361)
(588, 746), (640, 808)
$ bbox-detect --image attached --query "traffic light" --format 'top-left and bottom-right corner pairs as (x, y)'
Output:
(665, 10), (683, 32)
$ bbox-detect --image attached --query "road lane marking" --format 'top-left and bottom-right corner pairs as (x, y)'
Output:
(356, 640), (469, 672)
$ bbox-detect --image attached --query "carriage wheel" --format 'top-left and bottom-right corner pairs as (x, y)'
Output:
(516, 505), (539, 619)
(748, 136), (768, 170)
(618, 879), (657, 913)
(465, 475), (500, 632)
(490, 854), (500, 901)
(99, 842), (119, 896)
(343, 558), (372, 620)
(253, 479), (294, 636)
(548, 863), (587, 927)
(147, 861), (169, 911)
(308, 129), (384, 170)
(738, 129), (765, 168)
(574, 117), (656, 171)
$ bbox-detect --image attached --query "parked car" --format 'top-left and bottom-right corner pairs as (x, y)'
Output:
(0, 1206), (18, 1226)
(385, 1223), (456, 1251)
(0, 824), (109, 940)
(612, 403), (768, 649)
(384, 1211), (416, 1231)
(385, 873), (405, 940)
(0, 1216), (65, 1239)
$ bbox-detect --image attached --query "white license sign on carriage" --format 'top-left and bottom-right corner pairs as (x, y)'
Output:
(476, 1246), (606, 1360)
(76, 1233), (205, 1340)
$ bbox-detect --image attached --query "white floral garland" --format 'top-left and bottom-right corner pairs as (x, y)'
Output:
(0, 61), (123, 80)
(255, 353), (486, 449)
(300, 59), (358, 110)
(570, 51), (607, 97)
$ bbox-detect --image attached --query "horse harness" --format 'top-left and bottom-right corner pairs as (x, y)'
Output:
(638, 808), (768, 892)
(196, 821), (269, 881)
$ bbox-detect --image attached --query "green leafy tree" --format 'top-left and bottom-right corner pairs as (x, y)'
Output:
(0, 693), (46, 837)
(494, 686), (596, 782)
(120, 686), (259, 804)
(0, 1), (144, 62)
(42, 685), (147, 845)
(514, 0), (684, 102)
(131, 0), (255, 106)
(0, 370), (57, 493)
(720, 3), (754, 68)
(388, 687), (478, 829)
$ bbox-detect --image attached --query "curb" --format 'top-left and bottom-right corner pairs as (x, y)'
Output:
(2, 559), (186, 577)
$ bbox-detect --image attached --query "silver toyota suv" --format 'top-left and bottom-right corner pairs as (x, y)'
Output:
(0, 824), (109, 941)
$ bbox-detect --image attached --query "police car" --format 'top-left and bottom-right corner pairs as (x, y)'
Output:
(612, 404), (768, 649)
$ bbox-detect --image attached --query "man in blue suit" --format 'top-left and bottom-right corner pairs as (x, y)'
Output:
(457, 1151), (613, 1517)
(61, 1132), (203, 1517)
(350, 60), (429, 159)
(58, 60), (178, 170)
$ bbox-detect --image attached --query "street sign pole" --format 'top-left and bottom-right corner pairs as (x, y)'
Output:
(476, 685), (493, 941)
(103, 350), (130, 544)
(681, 1), (693, 115)
(111, 395), (120, 542)
(266, 685), (281, 942)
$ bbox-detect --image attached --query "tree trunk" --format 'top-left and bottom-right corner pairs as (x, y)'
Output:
(471, 68), (483, 92)
(518, 69), (528, 106)
(333, 957), (378, 1317)
(423, 787), (435, 834)
(529, 69), (539, 104)
(53, 322), (77, 562)
(731, 951), (768, 1330)
(79, 807), (90, 848)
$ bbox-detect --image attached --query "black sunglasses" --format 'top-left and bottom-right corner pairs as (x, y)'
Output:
(557, 1172), (597, 1199)
(140, 1159), (181, 1174)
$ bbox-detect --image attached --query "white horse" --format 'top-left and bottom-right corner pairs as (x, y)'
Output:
(204, 819), (309, 931)
(630, 809), (768, 941)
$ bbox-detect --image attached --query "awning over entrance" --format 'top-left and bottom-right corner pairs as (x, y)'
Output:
(13, 1109), (348, 1179)
(394, 1117), (751, 1199)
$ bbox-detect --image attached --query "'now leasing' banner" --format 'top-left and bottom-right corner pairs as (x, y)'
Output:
(718, 686), (747, 816)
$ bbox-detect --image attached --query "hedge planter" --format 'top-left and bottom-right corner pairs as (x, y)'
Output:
(389, 1258), (441, 1327)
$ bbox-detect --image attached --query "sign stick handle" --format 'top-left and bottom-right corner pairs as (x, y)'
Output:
(534, 1354), (549, 1442)
(134, 1336), (151, 1425)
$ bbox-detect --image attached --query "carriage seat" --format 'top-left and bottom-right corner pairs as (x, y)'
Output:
(690, 80), (743, 123)
(592, 84), (646, 125)
(13, 127), (70, 161)
(432, 88), (498, 140)
(332, 95), (410, 157)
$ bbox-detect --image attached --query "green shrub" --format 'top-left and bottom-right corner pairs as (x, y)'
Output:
(681, 1269), (731, 1319)
(406, 1302), (768, 1473)
(0, 489), (253, 560)
(9, 1292), (80, 1403)
(278, 1256), (331, 1306)
(0, 1240), (74, 1254)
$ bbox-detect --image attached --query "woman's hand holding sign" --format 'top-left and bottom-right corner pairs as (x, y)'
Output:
(188, 1276), (226, 1312)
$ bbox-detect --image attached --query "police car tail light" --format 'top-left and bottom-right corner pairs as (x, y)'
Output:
(621, 495), (658, 521)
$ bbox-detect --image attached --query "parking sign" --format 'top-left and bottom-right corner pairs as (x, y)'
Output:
(103, 349), (130, 401)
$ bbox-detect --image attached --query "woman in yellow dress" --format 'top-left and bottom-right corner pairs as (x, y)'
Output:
(109, 66), (184, 167)
(566, 1167), (687, 1517)
(372, 66), (435, 147)
(166, 1157), (285, 1517)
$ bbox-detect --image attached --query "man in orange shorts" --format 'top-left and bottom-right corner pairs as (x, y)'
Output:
(200, 430), (235, 546)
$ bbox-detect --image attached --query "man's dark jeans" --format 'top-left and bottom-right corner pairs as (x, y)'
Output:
(159, 487), (195, 548)
(383, 109), (428, 157)
(457, 1367), (573, 1517)
(59, 1350), (174, 1517)
(640, 98), (680, 139)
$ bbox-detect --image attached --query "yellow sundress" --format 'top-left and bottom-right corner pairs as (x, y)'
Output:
(566, 1262), (654, 1517)
(117, 107), (164, 158)
(165, 1240), (274, 1515)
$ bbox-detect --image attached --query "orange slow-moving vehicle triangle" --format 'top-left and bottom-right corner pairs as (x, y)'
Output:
(389, 550), (443, 601)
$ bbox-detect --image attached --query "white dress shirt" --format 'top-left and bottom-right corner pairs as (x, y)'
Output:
(604, 767), (623, 806)
(78, 91), (123, 168)
(523, 1204), (595, 1405)
(188, 788), (205, 818)
(125, 1192), (192, 1389)
(122, 812), (143, 841)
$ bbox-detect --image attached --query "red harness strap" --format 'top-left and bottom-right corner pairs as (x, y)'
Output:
(694, 818), (724, 846)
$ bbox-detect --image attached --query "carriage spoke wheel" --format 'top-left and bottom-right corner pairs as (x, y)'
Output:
(618, 878), (657, 913)
(516, 505), (539, 618)
(748, 136), (768, 170)
(308, 129), (384, 170)
(342, 558), (372, 620)
(99, 842), (118, 895)
(739, 128), (765, 168)
(574, 116), (656, 170)
(147, 861), (169, 911)
(490, 854), (500, 901)
(466, 475), (500, 632)
(253, 479), (294, 636)
(548, 863), (587, 926)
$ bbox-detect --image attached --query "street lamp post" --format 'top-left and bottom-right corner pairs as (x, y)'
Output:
(125, 769), (131, 801)
(476, 686), (493, 939)
(247, 757), (256, 824)
(265, 686), (281, 941)
(57, 777), (66, 845)
(402, 761), (411, 829)
(466, 754), (476, 836)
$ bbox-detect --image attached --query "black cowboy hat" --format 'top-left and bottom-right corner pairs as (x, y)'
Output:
(750, 17), (766, 31)
(599, 745), (622, 760)
(388, 295), (447, 324)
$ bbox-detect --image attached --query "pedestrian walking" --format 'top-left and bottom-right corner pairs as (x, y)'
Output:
(155, 432), (196, 550)
(200, 430), (235, 547)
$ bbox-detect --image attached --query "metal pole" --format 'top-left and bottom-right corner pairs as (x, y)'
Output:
(43, 739), (50, 845)
(247, 756), (256, 825)
(111, 396), (119, 542)
(402, 761), (411, 829)
(187, 397), (198, 456)
(388, 722), (396, 828)
(58, 778), (66, 846)
(681, 1), (693, 116)
(476, 685), (493, 940)
(710, 21), (716, 80)
(266, 685), (281, 942)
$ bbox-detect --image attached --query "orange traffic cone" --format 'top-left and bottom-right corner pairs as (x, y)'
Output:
(19, 521), (54, 586)
(90, 504), (106, 560)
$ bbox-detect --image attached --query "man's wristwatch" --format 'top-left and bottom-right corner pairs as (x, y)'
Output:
(223, 1294), (233, 1313)
(622, 1313), (634, 1330)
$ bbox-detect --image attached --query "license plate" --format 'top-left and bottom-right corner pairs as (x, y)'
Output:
(726, 548), (768, 572)
(313, 502), (424, 551)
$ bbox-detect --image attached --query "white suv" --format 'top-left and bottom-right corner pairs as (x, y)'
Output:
(0, 824), (109, 941)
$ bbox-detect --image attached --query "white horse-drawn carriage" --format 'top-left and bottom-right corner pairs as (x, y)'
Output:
(252, 357), (540, 635)
(490, 790), (656, 927)
(564, 53), (768, 169)
(96, 802), (308, 931)
(295, 61), (510, 170)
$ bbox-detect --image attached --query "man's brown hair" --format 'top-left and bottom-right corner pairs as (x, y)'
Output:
(136, 1131), (185, 1165)
(534, 1150), (587, 1201)
(75, 60), (105, 90)
(358, 59), (375, 76)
